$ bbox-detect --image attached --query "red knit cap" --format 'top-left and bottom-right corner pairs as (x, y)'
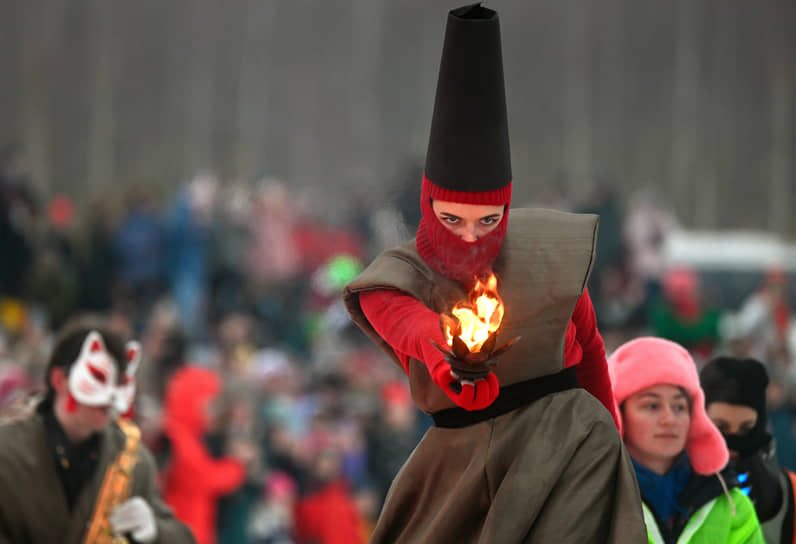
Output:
(416, 174), (512, 284)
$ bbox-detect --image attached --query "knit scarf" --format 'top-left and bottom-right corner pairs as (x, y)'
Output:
(633, 454), (692, 525)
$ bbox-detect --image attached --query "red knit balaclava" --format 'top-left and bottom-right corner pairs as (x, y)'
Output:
(416, 175), (512, 284)
(416, 4), (513, 284)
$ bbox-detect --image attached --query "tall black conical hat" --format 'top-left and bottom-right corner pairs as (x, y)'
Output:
(425, 3), (512, 193)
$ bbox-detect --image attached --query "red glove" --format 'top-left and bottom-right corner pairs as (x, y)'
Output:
(358, 290), (502, 411)
(430, 360), (500, 411)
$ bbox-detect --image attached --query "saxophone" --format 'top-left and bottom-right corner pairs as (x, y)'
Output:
(83, 418), (141, 544)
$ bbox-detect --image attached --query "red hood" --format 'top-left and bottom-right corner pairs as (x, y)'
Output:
(164, 366), (221, 436)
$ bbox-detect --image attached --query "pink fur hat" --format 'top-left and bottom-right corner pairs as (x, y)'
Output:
(607, 337), (728, 475)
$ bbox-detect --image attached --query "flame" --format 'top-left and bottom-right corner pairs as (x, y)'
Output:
(444, 274), (504, 352)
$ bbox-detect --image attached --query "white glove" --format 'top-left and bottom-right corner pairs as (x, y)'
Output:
(109, 496), (158, 543)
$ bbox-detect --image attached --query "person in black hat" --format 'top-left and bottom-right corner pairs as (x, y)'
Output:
(343, 4), (645, 542)
(701, 356), (796, 543)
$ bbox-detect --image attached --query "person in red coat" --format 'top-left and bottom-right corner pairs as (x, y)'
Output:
(162, 366), (250, 544)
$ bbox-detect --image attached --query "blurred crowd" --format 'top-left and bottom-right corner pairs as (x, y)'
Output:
(1, 143), (796, 543)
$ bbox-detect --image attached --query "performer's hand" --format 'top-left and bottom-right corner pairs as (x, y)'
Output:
(110, 496), (157, 543)
(431, 363), (500, 411)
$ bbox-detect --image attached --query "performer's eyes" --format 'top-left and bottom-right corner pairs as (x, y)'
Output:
(480, 216), (500, 226)
(440, 215), (460, 224)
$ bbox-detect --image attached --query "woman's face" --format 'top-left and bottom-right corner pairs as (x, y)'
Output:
(431, 200), (505, 242)
(623, 384), (691, 474)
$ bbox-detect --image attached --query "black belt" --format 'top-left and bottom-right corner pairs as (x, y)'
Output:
(431, 366), (580, 428)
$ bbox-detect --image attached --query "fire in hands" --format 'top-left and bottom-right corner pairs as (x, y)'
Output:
(443, 274), (504, 352)
(431, 273), (521, 381)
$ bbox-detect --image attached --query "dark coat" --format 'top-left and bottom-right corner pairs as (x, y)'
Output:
(0, 410), (195, 544)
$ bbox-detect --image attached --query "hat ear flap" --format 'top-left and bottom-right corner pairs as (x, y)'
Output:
(686, 386), (729, 475)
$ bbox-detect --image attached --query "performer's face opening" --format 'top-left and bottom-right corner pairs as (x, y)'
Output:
(431, 200), (505, 242)
(706, 402), (758, 461)
(621, 384), (691, 475)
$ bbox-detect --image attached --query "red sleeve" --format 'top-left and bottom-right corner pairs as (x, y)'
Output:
(571, 289), (621, 428)
(359, 290), (448, 376)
